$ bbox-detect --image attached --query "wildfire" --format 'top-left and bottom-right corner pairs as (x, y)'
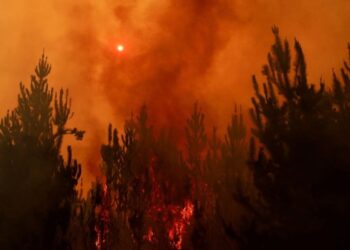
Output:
(143, 200), (194, 249)
(168, 200), (194, 250)
(144, 227), (155, 242)
(181, 200), (194, 221)
(141, 157), (195, 250)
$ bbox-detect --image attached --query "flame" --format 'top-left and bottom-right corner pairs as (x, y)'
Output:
(95, 184), (111, 250)
(168, 200), (194, 250)
(181, 200), (194, 221)
(144, 227), (156, 242)
(141, 157), (195, 249)
(143, 201), (194, 249)
(95, 224), (102, 250)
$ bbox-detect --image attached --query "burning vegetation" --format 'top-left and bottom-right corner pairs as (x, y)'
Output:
(2, 28), (350, 250)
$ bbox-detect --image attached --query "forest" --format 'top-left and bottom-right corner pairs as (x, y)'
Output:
(1, 28), (350, 250)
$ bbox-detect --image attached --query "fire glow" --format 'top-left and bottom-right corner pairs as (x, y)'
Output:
(93, 154), (199, 249)
(141, 157), (195, 249)
(144, 201), (194, 250)
(168, 201), (194, 250)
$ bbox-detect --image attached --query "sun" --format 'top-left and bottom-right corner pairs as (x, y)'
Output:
(116, 44), (124, 52)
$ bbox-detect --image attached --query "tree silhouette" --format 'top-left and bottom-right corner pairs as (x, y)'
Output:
(248, 27), (350, 249)
(184, 103), (210, 250)
(0, 54), (84, 249)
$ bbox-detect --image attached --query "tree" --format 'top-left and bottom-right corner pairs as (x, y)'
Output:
(96, 106), (199, 250)
(97, 107), (154, 250)
(186, 102), (207, 172)
(0, 54), (84, 249)
(184, 103), (210, 250)
(221, 105), (248, 199)
(248, 27), (350, 249)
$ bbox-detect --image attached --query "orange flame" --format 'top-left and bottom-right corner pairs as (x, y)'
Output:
(168, 200), (194, 250)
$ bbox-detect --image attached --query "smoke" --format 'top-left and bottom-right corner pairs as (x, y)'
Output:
(66, 0), (237, 120)
(57, 0), (238, 178)
(102, 0), (236, 126)
(1, 0), (350, 183)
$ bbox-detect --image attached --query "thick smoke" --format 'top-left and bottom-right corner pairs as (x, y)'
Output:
(60, 0), (238, 178)
(101, 0), (236, 127)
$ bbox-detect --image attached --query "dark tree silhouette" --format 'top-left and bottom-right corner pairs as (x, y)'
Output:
(184, 103), (210, 250)
(213, 106), (255, 250)
(248, 27), (350, 249)
(0, 54), (84, 249)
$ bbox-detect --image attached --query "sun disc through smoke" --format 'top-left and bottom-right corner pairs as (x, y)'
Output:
(116, 44), (124, 52)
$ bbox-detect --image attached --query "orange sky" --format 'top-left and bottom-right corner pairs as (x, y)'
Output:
(1, 0), (350, 186)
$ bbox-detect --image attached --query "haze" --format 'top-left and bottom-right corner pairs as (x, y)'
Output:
(1, 0), (350, 185)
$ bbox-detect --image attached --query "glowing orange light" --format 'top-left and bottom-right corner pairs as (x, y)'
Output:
(116, 44), (124, 52)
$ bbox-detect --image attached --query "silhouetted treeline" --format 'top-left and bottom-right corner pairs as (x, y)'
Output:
(1, 28), (350, 250)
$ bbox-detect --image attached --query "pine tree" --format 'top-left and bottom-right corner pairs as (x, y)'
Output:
(0, 54), (84, 249)
(213, 107), (256, 250)
(248, 27), (350, 249)
(184, 103), (210, 250)
(186, 102), (207, 172)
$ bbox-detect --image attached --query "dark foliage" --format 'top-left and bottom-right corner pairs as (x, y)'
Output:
(0, 55), (84, 249)
(248, 27), (350, 249)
